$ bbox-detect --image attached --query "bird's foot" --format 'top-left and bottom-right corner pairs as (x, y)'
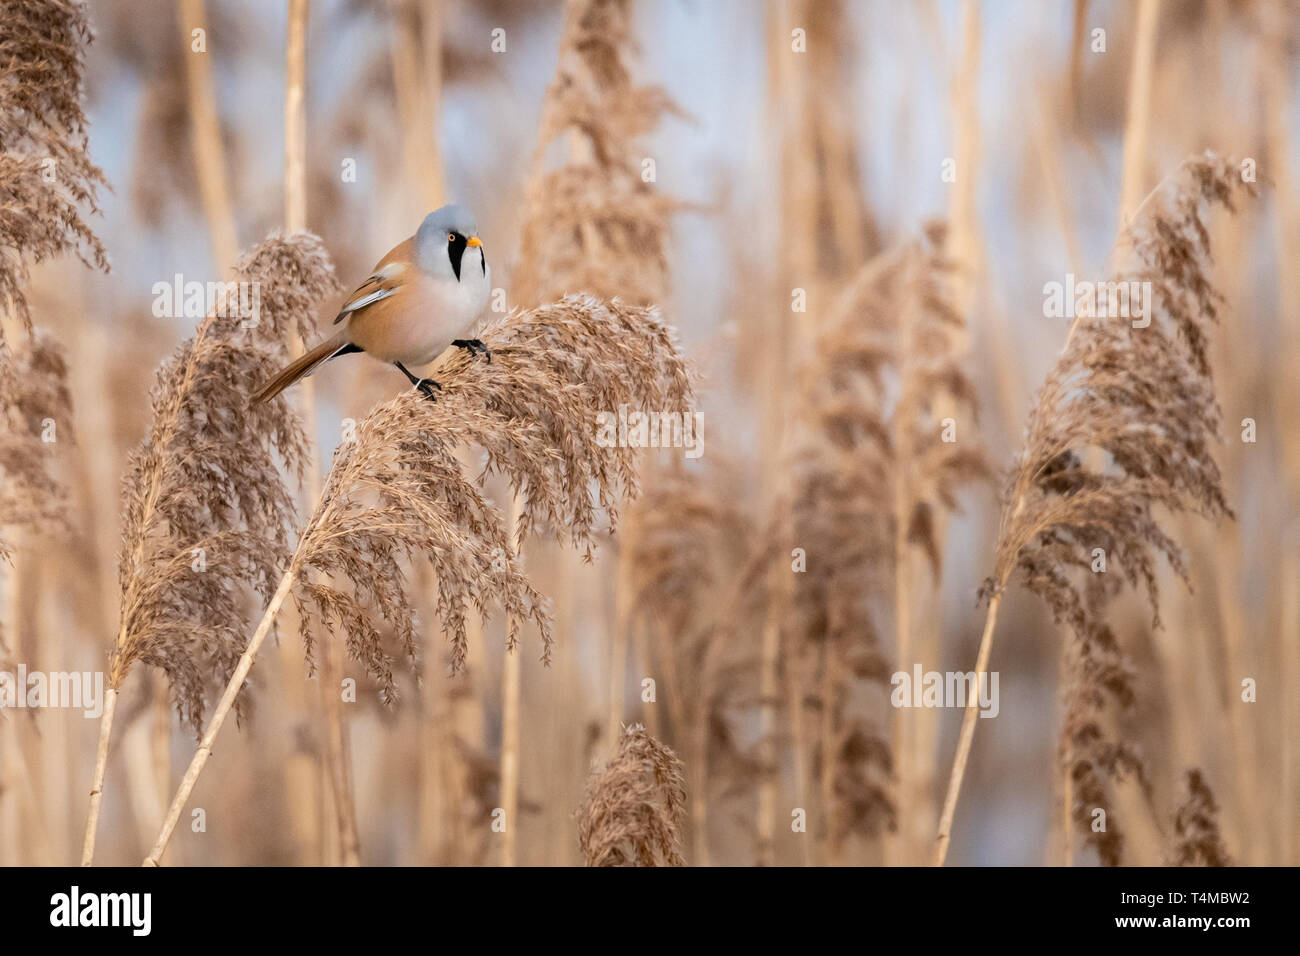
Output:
(452, 338), (492, 363)
(415, 378), (442, 402)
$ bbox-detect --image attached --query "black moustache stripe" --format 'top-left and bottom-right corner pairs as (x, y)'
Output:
(448, 233), (467, 280)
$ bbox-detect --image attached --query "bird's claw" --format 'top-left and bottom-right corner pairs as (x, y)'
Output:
(453, 338), (492, 363)
(415, 378), (442, 401)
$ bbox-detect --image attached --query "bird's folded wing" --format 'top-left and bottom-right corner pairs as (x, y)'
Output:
(334, 261), (405, 324)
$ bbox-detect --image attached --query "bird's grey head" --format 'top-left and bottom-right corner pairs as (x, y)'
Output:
(415, 204), (486, 282)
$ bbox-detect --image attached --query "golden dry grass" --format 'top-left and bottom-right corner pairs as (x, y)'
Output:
(0, 0), (1293, 870)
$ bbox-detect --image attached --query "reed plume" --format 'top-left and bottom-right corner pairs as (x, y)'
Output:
(579, 722), (686, 867)
(760, 224), (986, 862)
(934, 153), (1255, 865)
(112, 234), (335, 728)
(0, 0), (108, 340)
(620, 457), (756, 863)
(777, 321), (895, 859)
(1058, 597), (1148, 866)
(1168, 768), (1231, 866)
(81, 233), (338, 866)
(145, 294), (693, 864)
(989, 154), (1249, 633)
(0, 333), (71, 552)
(509, 4), (688, 829)
(512, 0), (679, 309)
(819, 222), (987, 578)
(0, 0), (104, 867)
(119, 1), (235, 235)
(0, 332), (73, 651)
(291, 295), (691, 676)
(0, 0), (104, 662)
(622, 461), (750, 659)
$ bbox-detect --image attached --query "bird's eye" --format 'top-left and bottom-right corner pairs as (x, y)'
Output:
(448, 232), (457, 243)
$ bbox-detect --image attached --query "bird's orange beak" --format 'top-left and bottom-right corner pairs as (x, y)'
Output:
(467, 236), (483, 248)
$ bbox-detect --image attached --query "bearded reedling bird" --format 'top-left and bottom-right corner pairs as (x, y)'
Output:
(251, 204), (492, 404)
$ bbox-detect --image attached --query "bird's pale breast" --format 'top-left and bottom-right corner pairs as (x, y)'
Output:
(345, 264), (487, 365)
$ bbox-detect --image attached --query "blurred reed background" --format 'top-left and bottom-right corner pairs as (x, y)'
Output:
(0, 0), (1296, 866)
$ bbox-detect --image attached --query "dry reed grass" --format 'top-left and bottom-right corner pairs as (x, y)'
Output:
(935, 153), (1256, 865)
(0, 334), (71, 560)
(0, 0), (107, 340)
(143, 293), (693, 863)
(756, 224), (988, 860)
(1058, 602), (1148, 866)
(482, 0), (687, 864)
(1168, 768), (1231, 866)
(111, 233), (337, 730)
(986, 154), (1251, 636)
(512, 0), (680, 309)
(0, 332), (73, 657)
(579, 722), (686, 866)
(619, 457), (758, 862)
(0, 0), (104, 658)
(81, 233), (338, 865)
(4, 0), (1295, 874)
(291, 295), (693, 681)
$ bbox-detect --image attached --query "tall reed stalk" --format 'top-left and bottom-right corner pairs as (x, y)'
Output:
(498, 496), (522, 867)
(178, 0), (238, 273)
(1118, 0), (1161, 224)
(0, 0), (107, 864)
(82, 234), (338, 865)
(620, 458), (755, 866)
(933, 154), (1253, 865)
(507, 0), (683, 844)
(896, 0), (983, 867)
(280, 0), (361, 866)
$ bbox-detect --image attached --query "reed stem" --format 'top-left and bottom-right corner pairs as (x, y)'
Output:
(79, 687), (117, 865)
(179, 0), (239, 272)
(932, 592), (1002, 866)
(143, 570), (297, 865)
(498, 496), (522, 867)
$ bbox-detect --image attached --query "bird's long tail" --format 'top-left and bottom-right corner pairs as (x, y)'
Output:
(250, 330), (351, 405)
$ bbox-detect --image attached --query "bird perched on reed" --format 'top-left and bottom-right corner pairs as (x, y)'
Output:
(251, 204), (491, 404)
